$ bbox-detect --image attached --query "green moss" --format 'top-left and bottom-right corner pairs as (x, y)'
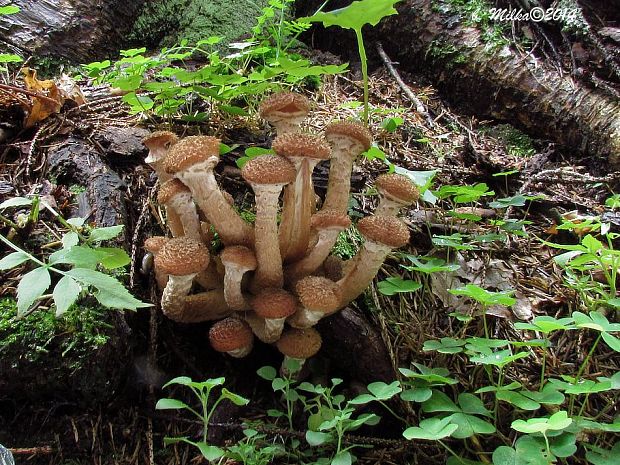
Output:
(481, 124), (536, 157)
(331, 227), (363, 260)
(129, 0), (270, 49)
(0, 298), (111, 364)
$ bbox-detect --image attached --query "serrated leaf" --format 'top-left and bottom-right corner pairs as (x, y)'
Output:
(53, 275), (81, 317)
(67, 268), (151, 310)
(0, 251), (30, 270)
(17, 266), (51, 316)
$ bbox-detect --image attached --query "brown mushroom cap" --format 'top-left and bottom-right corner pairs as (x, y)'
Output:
(142, 130), (178, 150)
(259, 92), (311, 119)
(376, 174), (419, 205)
(154, 237), (210, 275)
(311, 209), (351, 231)
(296, 276), (341, 313)
(357, 215), (410, 248)
(276, 327), (322, 359)
(209, 317), (254, 353)
(252, 288), (298, 319)
(144, 236), (169, 254)
(272, 133), (331, 160)
(220, 245), (258, 271)
(157, 178), (191, 204)
(324, 121), (372, 152)
(163, 135), (221, 174)
(241, 155), (296, 185)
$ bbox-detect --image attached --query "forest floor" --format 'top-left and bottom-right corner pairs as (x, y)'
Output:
(0, 57), (618, 465)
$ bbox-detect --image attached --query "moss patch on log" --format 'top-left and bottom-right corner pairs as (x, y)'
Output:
(129, 0), (270, 49)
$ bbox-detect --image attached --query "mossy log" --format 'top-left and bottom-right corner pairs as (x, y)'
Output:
(297, 0), (620, 167)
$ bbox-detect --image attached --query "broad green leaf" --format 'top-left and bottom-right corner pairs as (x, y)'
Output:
(221, 388), (249, 406)
(515, 316), (575, 333)
(511, 411), (572, 434)
(155, 398), (189, 410)
(447, 413), (496, 438)
(458, 393), (492, 417)
(602, 332), (620, 352)
(220, 105), (250, 116)
(368, 380), (402, 399)
(195, 442), (224, 461)
(403, 416), (459, 440)
(0, 196), (32, 209)
(300, 0), (401, 30)
(67, 268), (151, 310)
(53, 275), (81, 317)
(586, 443), (620, 465)
(88, 225), (124, 242)
(0, 53), (22, 63)
(381, 116), (404, 132)
(17, 266), (51, 316)
(377, 277), (422, 295)
(496, 390), (541, 410)
(62, 231), (80, 249)
(332, 451), (352, 465)
(97, 247), (131, 269)
(0, 251), (29, 270)
(549, 432), (577, 458)
(449, 284), (516, 306)
(470, 349), (529, 367)
(349, 394), (375, 405)
(49, 245), (105, 269)
(492, 446), (522, 465)
(423, 337), (465, 354)
(422, 390), (460, 413)
(257, 365), (277, 380)
(401, 387), (432, 403)
(305, 430), (331, 446)
(401, 255), (460, 274)
(0, 5), (20, 14)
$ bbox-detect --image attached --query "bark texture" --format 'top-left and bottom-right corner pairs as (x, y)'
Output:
(297, 0), (620, 166)
(0, 0), (145, 62)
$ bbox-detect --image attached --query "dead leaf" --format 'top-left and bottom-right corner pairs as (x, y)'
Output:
(21, 67), (64, 127)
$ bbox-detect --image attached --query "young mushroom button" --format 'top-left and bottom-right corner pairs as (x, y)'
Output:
(154, 237), (210, 321)
(249, 288), (298, 343)
(322, 121), (372, 214)
(288, 276), (341, 328)
(209, 317), (254, 358)
(163, 136), (254, 247)
(259, 91), (311, 135)
(375, 173), (419, 216)
(337, 215), (410, 307)
(276, 327), (322, 376)
(241, 155), (296, 290)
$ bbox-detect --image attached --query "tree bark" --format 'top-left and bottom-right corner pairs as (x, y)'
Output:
(0, 0), (145, 62)
(297, 0), (620, 167)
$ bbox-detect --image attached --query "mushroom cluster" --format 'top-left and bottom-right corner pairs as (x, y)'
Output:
(142, 92), (418, 371)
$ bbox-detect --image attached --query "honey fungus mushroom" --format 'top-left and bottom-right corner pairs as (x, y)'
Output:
(157, 178), (201, 240)
(143, 130), (178, 182)
(287, 276), (341, 328)
(143, 236), (169, 289)
(259, 91), (311, 135)
(337, 215), (410, 307)
(209, 317), (254, 358)
(154, 237), (210, 321)
(163, 135), (254, 247)
(375, 173), (419, 216)
(219, 246), (257, 311)
(249, 288), (298, 343)
(276, 327), (322, 376)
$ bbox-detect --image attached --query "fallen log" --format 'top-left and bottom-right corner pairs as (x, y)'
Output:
(297, 0), (620, 167)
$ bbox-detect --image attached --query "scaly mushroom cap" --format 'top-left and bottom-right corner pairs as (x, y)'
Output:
(375, 174), (419, 206)
(311, 209), (351, 231)
(154, 237), (210, 275)
(272, 133), (331, 160)
(252, 288), (298, 319)
(296, 276), (341, 313)
(241, 155), (296, 185)
(157, 178), (191, 204)
(209, 317), (254, 353)
(144, 236), (168, 254)
(143, 130), (178, 152)
(324, 121), (372, 152)
(220, 245), (258, 271)
(163, 135), (221, 174)
(357, 215), (410, 248)
(259, 92), (311, 120)
(276, 327), (322, 359)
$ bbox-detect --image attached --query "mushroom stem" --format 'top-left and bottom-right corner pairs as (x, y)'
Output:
(374, 200), (401, 217)
(172, 290), (232, 323)
(177, 159), (254, 247)
(336, 241), (392, 308)
(161, 274), (197, 320)
(195, 259), (223, 291)
(285, 228), (340, 284)
(322, 154), (355, 213)
(287, 308), (324, 328)
(243, 312), (287, 343)
(166, 191), (202, 240)
(223, 269), (252, 311)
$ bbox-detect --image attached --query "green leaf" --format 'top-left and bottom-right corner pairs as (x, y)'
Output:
(88, 225), (124, 242)
(301, 0), (401, 30)
(449, 284), (516, 306)
(401, 387), (432, 403)
(62, 231), (80, 249)
(221, 388), (249, 406)
(447, 413), (496, 438)
(67, 268), (151, 310)
(0, 251), (30, 270)
(17, 266), (51, 316)
(0, 196), (32, 209)
(602, 332), (620, 352)
(332, 451), (352, 465)
(0, 5), (20, 14)
(492, 446), (523, 465)
(257, 365), (277, 380)
(423, 337), (465, 354)
(403, 416), (459, 440)
(53, 276), (82, 317)
(97, 247), (131, 269)
(49, 246), (105, 269)
(511, 411), (572, 434)
(458, 393), (492, 417)
(586, 443), (620, 465)
(367, 380), (402, 400)
(0, 53), (22, 63)
(380, 116), (404, 132)
(306, 430), (331, 446)
(349, 394), (376, 405)
(220, 105), (250, 116)
(496, 390), (541, 410)
(422, 390), (460, 413)
(377, 277), (421, 295)
(196, 442), (225, 461)
(401, 255), (460, 274)
(155, 398), (190, 410)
